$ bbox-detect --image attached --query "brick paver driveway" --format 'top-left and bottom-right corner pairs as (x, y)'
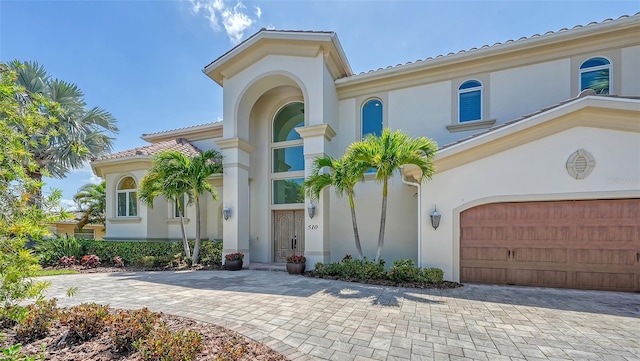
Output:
(44, 270), (640, 361)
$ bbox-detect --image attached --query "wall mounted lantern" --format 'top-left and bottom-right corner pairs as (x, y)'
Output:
(222, 206), (231, 221)
(430, 206), (441, 230)
(307, 202), (316, 219)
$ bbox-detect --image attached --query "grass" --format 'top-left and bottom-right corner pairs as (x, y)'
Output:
(33, 269), (80, 277)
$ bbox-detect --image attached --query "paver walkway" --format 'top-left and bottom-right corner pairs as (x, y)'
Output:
(44, 270), (640, 361)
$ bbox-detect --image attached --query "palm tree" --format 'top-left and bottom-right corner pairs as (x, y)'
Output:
(348, 128), (437, 262)
(73, 180), (106, 230)
(139, 149), (223, 264)
(304, 154), (366, 260)
(8, 60), (118, 204)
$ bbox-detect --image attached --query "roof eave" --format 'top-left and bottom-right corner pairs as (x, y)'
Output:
(141, 122), (223, 142)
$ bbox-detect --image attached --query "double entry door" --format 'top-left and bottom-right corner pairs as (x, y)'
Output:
(274, 210), (305, 262)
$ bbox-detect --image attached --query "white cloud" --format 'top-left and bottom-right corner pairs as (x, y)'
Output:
(59, 199), (78, 211)
(189, 0), (261, 44)
(74, 162), (102, 185)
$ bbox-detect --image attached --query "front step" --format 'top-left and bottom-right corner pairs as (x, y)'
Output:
(248, 262), (286, 272)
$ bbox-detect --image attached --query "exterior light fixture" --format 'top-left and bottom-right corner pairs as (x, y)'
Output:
(430, 206), (441, 230)
(222, 206), (231, 221)
(307, 202), (316, 219)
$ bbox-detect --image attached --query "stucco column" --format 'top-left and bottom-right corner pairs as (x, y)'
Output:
(218, 138), (255, 267)
(296, 124), (337, 270)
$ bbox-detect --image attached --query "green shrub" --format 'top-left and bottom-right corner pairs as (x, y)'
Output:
(215, 337), (246, 361)
(388, 259), (424, 283)
(135, 325), (203, 361)
(35, 236), (83, 267)
(135, 256), (157, 268)
(108, 308), (160, 353)
(60, 303), (110, 341)
(198, 241), (222, 266)
(423, 267), (444, 284)
(15, 299), (59, 342)
(0, 343), (46, 361)
(361, 259), (386, 279)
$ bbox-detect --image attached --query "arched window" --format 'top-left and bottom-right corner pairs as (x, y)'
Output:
(580, 57), (611, 94)
(116, 177), (137, 217)
(362, 99), (383, 138)
(458, 80), (482, 122)
(272, 102), (305, 204)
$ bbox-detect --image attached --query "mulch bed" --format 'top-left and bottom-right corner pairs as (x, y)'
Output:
(1, 310), (287, 361)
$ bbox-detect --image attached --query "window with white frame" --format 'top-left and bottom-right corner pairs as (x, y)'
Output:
(271, 102), (305, 205)
(116, 177), (137, 217)
(580, 57), (611, 94)
(172, 194), (186, 218)
(458, 80), (482, 122)
(361, 99), (383, 139)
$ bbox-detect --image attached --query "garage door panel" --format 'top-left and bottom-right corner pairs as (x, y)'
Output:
(462, 267), (508, 283)
(462, 247), (508, 261)
(460, 199), (640, 292)
(514, 269), (567, 286)
(575, 272), (635, 290)
(573, 249), (637, 265)
(514, 248), (567, 263)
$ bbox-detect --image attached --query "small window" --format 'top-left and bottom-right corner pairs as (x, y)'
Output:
(273, 146), (304, 173)
(458, 80), (482, 122)
(173, 195), (186, 218)
(580, 57), (611, 94)
(362, 99), (383, 138)
(116, 177), (137, 217)
(273, 178), (305, 204)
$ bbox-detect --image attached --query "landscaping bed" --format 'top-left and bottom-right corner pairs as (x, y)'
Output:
(1, 305), (286, 361)
(304, 272), (462, 289)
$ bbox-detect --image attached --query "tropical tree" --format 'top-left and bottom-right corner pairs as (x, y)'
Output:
(348, 128), (437, 262)
(304, 154), (366, 260)
(139, 149), (223, 264)
(8, 60), (118, 204)
(73, 180), (106, 230)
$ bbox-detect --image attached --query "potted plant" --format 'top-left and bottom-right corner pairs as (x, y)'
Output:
(286, 254), (306, 275)
(225, 252), (244, 271)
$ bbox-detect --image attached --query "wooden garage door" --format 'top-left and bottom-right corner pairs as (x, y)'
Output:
(460, 199), (640, 292)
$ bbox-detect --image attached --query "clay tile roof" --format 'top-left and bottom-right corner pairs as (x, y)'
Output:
(344, 13), (639, 79)
(141, 121), (221, 138)
(438, 95), (640, 151)
(95, 138), (202, 161)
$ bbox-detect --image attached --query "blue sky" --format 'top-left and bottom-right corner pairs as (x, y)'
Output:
(1, 0), (638, 208)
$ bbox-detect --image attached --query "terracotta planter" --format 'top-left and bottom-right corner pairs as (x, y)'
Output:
(286, 262), (305, 275)
(225, 259), (243, 271)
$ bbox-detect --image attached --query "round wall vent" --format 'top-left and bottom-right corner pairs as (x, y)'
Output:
(566, 149), (595, 179)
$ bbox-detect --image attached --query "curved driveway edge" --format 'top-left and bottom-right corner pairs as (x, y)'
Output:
(44, 270), (640, 361)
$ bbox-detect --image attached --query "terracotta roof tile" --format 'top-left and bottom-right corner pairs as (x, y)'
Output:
(95, 139), (201, 161)
(141, 121), (221, 138)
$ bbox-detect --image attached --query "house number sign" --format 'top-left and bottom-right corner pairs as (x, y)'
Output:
(308, 225), (319, 230)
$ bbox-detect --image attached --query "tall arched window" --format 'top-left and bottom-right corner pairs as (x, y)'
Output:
(458, 80), (482, 122)
(580, 57), (611, 94)
(272, 102), (305, 204)
(362, 99), (383, 139)
(116, 177), (137, 217)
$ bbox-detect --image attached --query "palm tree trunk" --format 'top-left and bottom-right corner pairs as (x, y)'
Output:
(375, 179), (388, 262)
(177, 199), (191, 258)
(26, 170), (43, 208)
(348, 193), (364, 260)
(192, 194), (201, 265)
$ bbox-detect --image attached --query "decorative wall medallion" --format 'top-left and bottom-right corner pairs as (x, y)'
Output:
(566, 149), (595, 179)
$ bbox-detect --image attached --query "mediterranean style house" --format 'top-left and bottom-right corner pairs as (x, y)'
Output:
(91, 14), (640, 292)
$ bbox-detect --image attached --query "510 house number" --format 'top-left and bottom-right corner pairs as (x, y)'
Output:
(307, 225), (319, 230)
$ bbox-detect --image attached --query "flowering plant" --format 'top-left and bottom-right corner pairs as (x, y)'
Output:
(225, 252), (244, 261)
(286, 254), (306, 264)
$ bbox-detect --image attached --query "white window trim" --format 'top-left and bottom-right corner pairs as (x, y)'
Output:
(361, 98), (384, 140)
(579, 57), (612, 94)
(458, 81), (483, 123)
(169, 195), (187, 219)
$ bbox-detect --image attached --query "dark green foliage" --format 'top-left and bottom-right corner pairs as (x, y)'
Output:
(423, 267), (444, 284)
(108, 308), (160, 353)
(60, 303), (110, 341)
(15, 299), (59, 342)
(313, 257), (444, 285)
(135, 325), (203, 361)
(35, 236), (83, 267)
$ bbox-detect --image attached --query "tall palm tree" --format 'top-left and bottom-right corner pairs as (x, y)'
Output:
(8, 60), (118, 204)
(139, 160), (191, 259)
(304, 154), (366, 260)
(73, 180), (106, 230)
(348, 128), (437, 262)
(139, 149), (223, 264)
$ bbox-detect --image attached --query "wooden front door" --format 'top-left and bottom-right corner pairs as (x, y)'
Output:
(460, 199), (640, 292)
(274, 210), (305, 262)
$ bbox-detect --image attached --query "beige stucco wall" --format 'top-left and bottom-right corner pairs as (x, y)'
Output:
(55, 223), (105, 240)
(420, 125), (640, 282)
(621, 45), (640, 95)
